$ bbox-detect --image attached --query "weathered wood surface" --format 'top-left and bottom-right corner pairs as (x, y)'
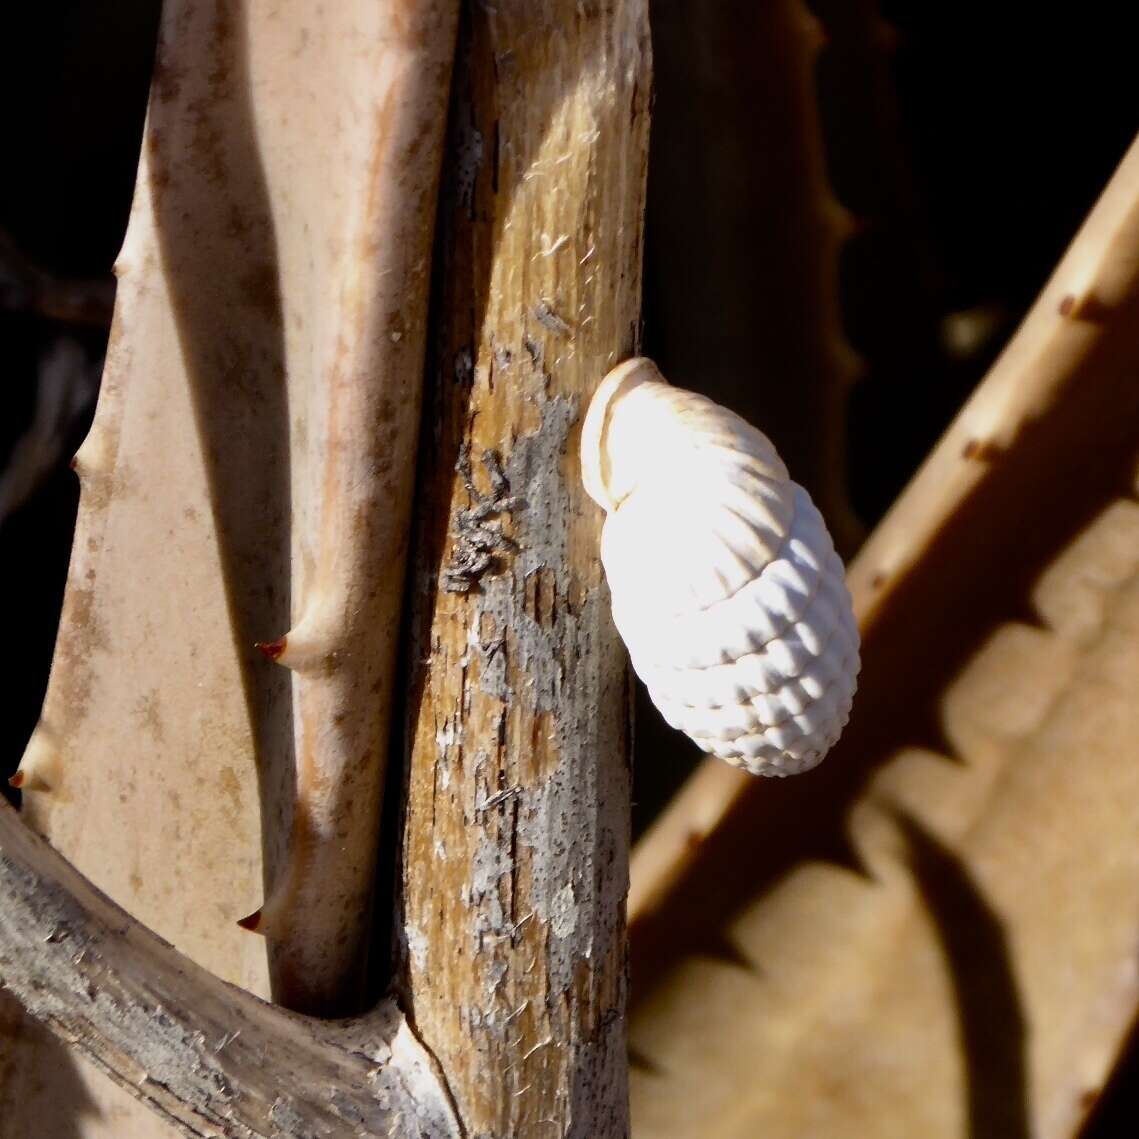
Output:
(396, 3), (650, 1136)
(3, 0), (457, 1132)
(0, 799), (461, 1139)
(628, 135), (1139, 1138)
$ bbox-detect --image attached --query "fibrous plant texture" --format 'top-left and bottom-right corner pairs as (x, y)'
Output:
(1, 0), (651, 1135)
(395, 2), (650, 1134)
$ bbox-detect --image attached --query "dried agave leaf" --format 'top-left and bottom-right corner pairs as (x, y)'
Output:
(633, 489), (1139, 1138)
(629, 136), (1139, 1139)
(1, 0), (454, 1132)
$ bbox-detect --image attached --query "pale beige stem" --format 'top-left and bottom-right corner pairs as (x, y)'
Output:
(6, 2), (458, 1129)
(238, 0), (461, 1016)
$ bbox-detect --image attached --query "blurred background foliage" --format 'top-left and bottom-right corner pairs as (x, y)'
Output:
(1, 1), (1136, 1133)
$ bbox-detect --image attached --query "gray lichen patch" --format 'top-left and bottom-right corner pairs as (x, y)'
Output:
(470, 394), (578, 707)
(458, 390), (628, 997)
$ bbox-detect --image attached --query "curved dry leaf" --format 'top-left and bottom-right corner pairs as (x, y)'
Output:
(629, 135), (1139, 1139)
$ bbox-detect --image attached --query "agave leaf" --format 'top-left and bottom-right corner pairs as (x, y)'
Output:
(629, 136), (1139, 1138)
(1, 0), (456, 1132)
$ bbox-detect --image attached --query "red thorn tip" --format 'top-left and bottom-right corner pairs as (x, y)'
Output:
(8, 771), (26, 789)
(255, 637), (287, 662)
(236, 908), (264, 932)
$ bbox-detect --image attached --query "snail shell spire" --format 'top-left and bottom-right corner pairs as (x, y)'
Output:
(581, 358), (859, 776)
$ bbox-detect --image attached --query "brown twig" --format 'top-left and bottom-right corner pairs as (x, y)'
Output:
(395, 1), (651, 1133)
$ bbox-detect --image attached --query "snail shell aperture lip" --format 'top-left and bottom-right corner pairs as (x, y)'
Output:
(581, 357), (859, 776)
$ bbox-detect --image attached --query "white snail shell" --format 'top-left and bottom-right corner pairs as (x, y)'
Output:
(581, 358), (859, 776)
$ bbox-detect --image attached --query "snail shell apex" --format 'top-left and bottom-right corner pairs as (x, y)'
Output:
(581, 358), (859, 776)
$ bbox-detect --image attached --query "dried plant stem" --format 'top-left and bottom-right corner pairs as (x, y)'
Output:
(0, 800), (460, 1139)
(240, 0), (462, 1016)
(12, 0), (462, 1025)
(395, 2), (651, 1134)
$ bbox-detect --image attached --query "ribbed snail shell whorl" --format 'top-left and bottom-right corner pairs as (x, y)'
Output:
(581, 358), (859, 776)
